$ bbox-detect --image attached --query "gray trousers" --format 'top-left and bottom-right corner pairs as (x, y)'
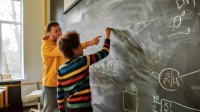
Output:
(42, 86), (59, 112)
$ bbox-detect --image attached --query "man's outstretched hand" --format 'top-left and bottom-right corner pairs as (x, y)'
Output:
(88, 36), (102, 46)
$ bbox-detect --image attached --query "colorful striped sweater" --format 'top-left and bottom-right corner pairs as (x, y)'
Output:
(57, 39), (110, 111)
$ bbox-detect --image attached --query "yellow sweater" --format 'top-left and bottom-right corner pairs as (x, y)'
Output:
(41, 36), (87, 87)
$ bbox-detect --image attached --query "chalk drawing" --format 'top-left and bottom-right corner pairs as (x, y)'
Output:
(176, 0), (196, 10)
(122, 82), (138, 112)
(159, 68), (200, 91)
(153, 96), (200, 112)
(160, 99), (200, 112)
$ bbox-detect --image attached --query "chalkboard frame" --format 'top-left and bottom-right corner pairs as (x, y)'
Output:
(63, 0), (81, 15)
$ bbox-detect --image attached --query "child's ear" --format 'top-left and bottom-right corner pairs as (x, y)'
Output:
(72, 48), (77, 54)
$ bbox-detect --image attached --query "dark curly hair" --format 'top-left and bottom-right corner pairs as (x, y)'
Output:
(58, 31), (80, 59)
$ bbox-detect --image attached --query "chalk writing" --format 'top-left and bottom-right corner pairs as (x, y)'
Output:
(153, 98), (200, 112)
(161, 99), (200, 112)
(176, 0), (196, 10)
(159, 68), (200, 91)
(90, 56), (119, 77)
(168, 0), (196, 37)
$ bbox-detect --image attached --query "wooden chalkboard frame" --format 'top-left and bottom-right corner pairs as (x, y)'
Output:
(63, 0), (81, 15)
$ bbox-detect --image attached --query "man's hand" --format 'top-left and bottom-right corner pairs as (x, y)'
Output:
(88, 36), (102, 46)
(105, 27), (111, 39)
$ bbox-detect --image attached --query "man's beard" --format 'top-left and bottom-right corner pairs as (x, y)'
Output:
(52, 36), (58, 42)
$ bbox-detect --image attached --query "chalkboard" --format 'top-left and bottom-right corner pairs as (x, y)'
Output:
(61, 0), (200, 112)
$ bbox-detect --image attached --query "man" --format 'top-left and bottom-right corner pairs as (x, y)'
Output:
(57, 27), (111, 112)
(41, 21), (100, 112)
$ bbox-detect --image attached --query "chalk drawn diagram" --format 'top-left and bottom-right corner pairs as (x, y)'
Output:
(122, 82), (138, 112)
(167, 0), (196, 38)
(153, 98), (200, 112)
(159, 68), (200, 91)
(112, 18), (157, 51)
(167, 11), (191, 38)
(127, 18), (157, 38)
(90, 57), (119, 77)
(114, 18), (157, 40)
(93, 96), (104, 104)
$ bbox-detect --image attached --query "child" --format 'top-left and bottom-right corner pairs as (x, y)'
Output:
(57, 28), (111, 112)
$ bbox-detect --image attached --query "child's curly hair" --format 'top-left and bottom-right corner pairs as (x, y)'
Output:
(58, 31), (80, 59)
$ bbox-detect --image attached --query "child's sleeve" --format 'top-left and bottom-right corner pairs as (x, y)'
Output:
(57, 70), (65, 112)
(85, 39), (110, 66)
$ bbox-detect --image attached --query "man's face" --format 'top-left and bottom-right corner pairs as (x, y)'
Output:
(49, 25), (62, 42)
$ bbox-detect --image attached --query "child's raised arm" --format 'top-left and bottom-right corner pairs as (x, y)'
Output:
(83, 27), (112, 66)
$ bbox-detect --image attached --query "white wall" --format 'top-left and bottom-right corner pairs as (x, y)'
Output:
(22, 0), (50, 105)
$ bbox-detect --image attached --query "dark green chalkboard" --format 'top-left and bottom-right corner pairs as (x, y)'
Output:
(60, 0), (200, 112)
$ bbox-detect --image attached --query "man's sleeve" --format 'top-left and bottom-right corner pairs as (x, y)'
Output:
(41, 42), (63, 57)
(81, 42), (87, 49)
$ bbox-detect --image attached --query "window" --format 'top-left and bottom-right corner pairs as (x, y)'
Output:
(0, 0), (23, 79)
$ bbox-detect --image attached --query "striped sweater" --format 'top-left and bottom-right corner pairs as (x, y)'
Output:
(57, 39), (110, 111)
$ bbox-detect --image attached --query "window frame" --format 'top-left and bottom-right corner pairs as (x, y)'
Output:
(0, 0), (24, 81)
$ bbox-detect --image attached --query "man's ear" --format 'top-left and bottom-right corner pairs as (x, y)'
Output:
(47, 32), (51, 36)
